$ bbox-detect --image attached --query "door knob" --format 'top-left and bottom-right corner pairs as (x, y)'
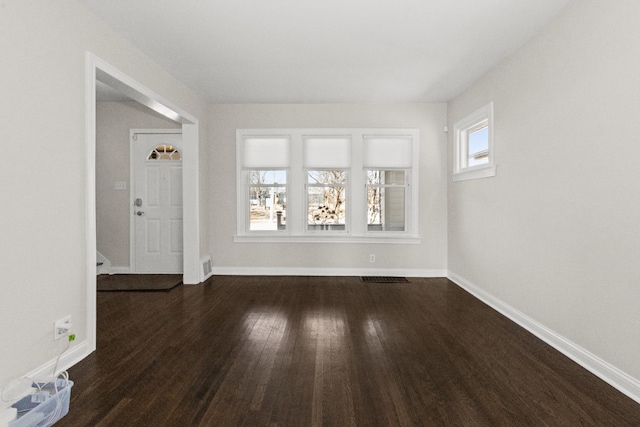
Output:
(136, 211), (145, 216)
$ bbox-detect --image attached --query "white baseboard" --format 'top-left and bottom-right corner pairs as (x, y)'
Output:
(24, 340), (90, 381)
(447, 271), (640, 404)
(109, 266), (131, 274)
(211, 266), (447, 278)
(96, 251), (111, 275)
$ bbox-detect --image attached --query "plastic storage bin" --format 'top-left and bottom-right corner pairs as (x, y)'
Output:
(9, 380), (73, 427)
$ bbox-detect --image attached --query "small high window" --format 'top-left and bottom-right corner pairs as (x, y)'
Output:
(148, 145), (181, 161)
(452, 102), (495, 181)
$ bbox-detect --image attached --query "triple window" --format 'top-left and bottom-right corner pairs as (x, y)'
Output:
(237, 129), (419, 240)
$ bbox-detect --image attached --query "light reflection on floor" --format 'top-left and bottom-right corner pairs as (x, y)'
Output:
(243, 308), (288, 346)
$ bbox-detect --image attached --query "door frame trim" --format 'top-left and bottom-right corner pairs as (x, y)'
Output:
(129, 129), (183, 273)
(85, 52), (201, 354)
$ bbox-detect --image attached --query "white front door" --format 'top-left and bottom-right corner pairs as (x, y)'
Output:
(132, 132), (183, 273)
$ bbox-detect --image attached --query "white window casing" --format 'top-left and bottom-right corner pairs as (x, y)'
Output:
(236, 129), (420, 243)
(452, 102), (496, 182)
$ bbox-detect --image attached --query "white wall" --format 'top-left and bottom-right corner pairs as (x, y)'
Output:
(10, 0), (636, 399)
(207, 103), (448, 275)
(96, 102), (180, 269)
(0, 0), (207, 383)
(448, 0), (640, 385)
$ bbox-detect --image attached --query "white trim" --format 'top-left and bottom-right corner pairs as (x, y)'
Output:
(24, 341), (89, 381)
(85, 52), (202, 367)
(109, 266), (132, 274)
(211, 266), (446, 277)
(85, 53), (98, 358)
(452, 102), (495, 181)
(233, 235), (421, 244)
(447, 271), (640, 405)
(452, 164), (497, 182)
(96, 251), (111, 275)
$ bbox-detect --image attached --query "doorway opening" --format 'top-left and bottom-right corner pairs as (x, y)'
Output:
(85, 53), (200, 354)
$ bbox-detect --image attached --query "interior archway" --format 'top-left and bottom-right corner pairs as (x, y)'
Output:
(85, 53), (201, 353)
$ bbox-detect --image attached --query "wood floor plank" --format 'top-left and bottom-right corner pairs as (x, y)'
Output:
(57, 276), (640, 426)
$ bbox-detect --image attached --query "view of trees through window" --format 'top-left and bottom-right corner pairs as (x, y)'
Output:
(367, 170), (406, 231)
(239, 129), (418, 237)
(307, 170), (346, 230)
(249, 170), (286, 231)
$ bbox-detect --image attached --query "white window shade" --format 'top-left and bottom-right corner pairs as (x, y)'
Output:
(363, 137), (413, 168)
(303, 137), (351, 168)
(243, 137), (290, 168)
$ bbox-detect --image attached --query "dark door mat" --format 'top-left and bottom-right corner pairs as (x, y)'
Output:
(360, 276), (409, 283)
(97, 274), (183, 292)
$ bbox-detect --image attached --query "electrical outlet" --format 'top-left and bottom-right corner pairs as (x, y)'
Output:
(54, 316), (72, 341)
(369, 254), (375, 263)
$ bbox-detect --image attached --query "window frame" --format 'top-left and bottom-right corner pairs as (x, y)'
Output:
(305, 168), (349, 234)
(245, 169), (289, 233)
(452, 102), (496, 182)
(364, 169), (410, 235)
(235, 129), (420, 243)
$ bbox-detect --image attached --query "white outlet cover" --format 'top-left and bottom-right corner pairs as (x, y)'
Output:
(54, 316), (71, 340)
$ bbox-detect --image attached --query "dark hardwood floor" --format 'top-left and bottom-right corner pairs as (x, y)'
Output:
(58, 276), (640, 426)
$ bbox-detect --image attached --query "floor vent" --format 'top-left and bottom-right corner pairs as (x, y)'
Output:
(201, 256), (212, 279)
(360, 276), (409, 283)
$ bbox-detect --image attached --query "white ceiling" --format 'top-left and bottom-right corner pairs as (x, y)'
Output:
(79, 0), (573, 104)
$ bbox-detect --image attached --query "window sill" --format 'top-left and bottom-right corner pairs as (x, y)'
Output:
(233, 235), (422, 244)
(452, 165), (496, 182)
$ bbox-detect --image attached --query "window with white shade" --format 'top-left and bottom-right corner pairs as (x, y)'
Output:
(363, 136), (412, 233)
(303, 136), (350, 232)
(239, 136), (290, 233)
(452, 102), (496, 181)
(236, 129), (419, 242)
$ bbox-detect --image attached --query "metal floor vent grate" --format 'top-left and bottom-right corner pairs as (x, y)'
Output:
(360, 276), (409, 283)
(201, 256), (213, 279)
